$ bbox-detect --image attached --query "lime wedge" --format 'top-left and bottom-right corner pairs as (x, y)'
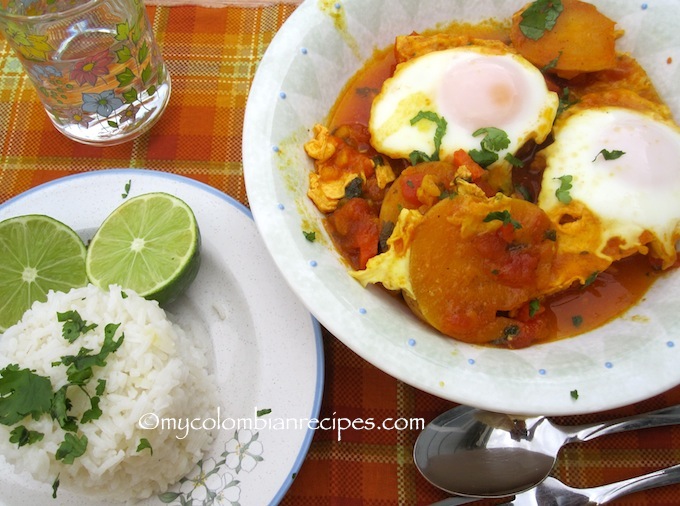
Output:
(85, 192), (201, 305)
(0, 215), (88, 332)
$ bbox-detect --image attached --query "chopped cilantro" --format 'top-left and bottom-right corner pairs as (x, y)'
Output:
(483, 210), (522, 230)
(344, 177), (363, 199)
(515, 184), (532, 202)
(557, 87), (579, 117)
(468, 148), (498, 168)
(529, 299), (541, 318)
(52, 475), (60, 499)
(542, 51), (562, 72)
(570, 389), (579, 400)
(544, 229), (557, 242)
(503, 325), (520, 340)
(57, 310), (97, 343)
(9, 425), (44, 447)
(593, 149), (625, 162)
(0, 365), (54, 426)
(555, 175), (573, 204)
(59, 323), (124, 386)
(137, 437), (153, 455)
(584, 271), (599, 287)
(474, 127), (511, 152)
(504, 152), (524, 167)
(51, 385), (77, 432)
(95, 379), (106, 396)
(257, 408), (272, 417)
(469, 127), (511, 168)
(1, 312), (126, 469)
(80, 395), (102, 424)
(519, 0), (564, 40)
(121, 179), (132, 198)
(55, 432), (88, 464)
(409, 111), (448, 164)
(572, 315), (584, 327)
(303, 231), (316, 242)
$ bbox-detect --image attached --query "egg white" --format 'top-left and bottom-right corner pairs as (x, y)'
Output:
(369, 46), (558, 168)
(538, 106), (680, 263)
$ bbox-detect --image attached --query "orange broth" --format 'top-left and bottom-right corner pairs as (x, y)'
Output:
(324, 23), (665, 343)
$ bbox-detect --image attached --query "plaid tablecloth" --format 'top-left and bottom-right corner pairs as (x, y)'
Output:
(1, 4), (680, 505)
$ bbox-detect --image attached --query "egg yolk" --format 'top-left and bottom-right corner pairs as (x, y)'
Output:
(437, 56), (522, 131)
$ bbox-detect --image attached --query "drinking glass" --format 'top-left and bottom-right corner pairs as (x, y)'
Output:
(0, 0), (170, 145)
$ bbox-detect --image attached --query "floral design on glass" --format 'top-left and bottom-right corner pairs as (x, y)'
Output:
(0, 0), (166, 135)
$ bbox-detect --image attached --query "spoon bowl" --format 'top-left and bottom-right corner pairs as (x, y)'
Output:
(414, 403), (680, 498)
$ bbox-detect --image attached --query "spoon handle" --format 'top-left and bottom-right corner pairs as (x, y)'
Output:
(589, 463), (680, 503)
(567, 404), (680, 443)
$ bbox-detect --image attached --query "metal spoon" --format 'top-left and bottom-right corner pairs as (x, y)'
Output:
(414, 404), (680, 498)
(430, 463), (680, 505)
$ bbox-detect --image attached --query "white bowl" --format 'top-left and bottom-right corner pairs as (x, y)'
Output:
(243, 0), (680, 415)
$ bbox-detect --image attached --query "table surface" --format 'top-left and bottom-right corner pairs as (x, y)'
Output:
(1, 4), (680, 505)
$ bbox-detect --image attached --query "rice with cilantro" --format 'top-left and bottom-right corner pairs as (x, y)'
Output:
(0, 284), (216, 501)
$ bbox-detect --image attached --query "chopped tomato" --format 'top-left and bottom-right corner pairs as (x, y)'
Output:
(452, 149), (485, 181)
(399, 172), (426, 207)
(503, 302), (556, 349)
(327, 198), (381, 270)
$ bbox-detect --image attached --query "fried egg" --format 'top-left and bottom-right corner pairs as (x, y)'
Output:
(538, 106), (680, 277)
(369, 45), (559, 170)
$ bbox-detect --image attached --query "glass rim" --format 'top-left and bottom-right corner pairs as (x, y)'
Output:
(0, 0), (116, 24)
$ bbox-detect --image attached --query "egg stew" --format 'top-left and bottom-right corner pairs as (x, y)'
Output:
(304, 0), (680, 348)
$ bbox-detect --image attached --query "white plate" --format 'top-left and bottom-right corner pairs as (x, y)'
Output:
(243, 0), (680, 416)
(0, 169), (323, 505)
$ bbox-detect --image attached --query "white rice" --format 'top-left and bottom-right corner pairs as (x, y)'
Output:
(0, 284), (217, 501)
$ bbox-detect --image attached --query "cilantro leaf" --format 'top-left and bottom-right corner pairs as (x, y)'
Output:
(303, 231), (316, 242)
(557, 87), (579, 117)
(584, 271), (599, 287)
(0, 365), (54, 426)
(593, 149), (625, 162)
(56, 432), (88, 464)
(542, 51), (562, 72)
(504, 152), (524, 168)
(529, 299), (541, 318)
(57, 310), (97, 343)
(95, 379), (106, 397)
(469, 127), (511, 168)
(51, 385), (77, 432)
(570, 389), (579, 400)
(81, 395), (102, 424)
(122, 179), (132, 198)
(52, 475), (60, 499)
(555, 175), (573, 204)
(257, 408), (272, 417)
(519, 0), (564, 40)
(483, 210), (522, 230)
(59, 323), (124, 386)
(469, 149), (498, 168)
(136, 437), (153, 455)
(344, 176), (363, 199)
(572, 315), (584, 327)
(473, 127), (511, 152)
(409, 111), (448, 164)
(9, 425), (44, 447)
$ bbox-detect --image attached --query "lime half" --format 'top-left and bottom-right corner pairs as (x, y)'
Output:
(86, 192), (201, 306)
(0, 214), (88, 332)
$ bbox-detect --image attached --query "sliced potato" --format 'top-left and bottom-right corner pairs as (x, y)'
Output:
(510, 0), (617, 77)
(408, 194), (557, 344)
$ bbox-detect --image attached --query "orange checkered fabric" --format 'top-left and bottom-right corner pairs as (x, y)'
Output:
(1, 5), (680, 505)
